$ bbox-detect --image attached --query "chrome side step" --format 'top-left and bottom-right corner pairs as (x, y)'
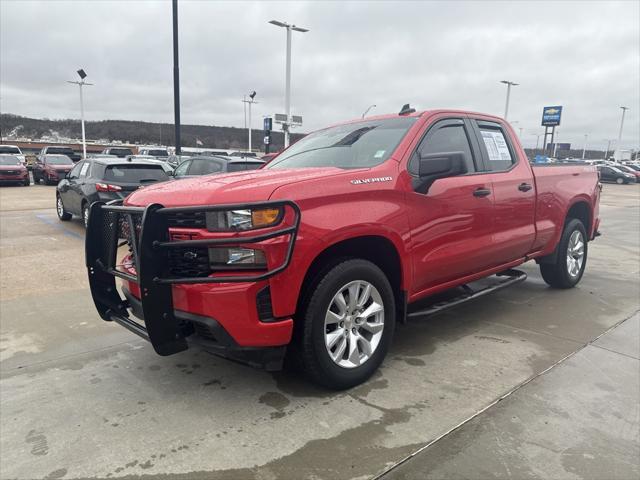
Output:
(407, 269), (527, 319)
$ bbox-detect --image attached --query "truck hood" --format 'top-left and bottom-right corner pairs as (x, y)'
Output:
(125, 167), (357, 207)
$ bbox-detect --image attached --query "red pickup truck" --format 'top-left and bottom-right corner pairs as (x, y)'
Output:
(86, 108), (600, 389)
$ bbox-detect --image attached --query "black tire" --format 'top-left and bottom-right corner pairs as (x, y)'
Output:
(56, 194), (72, 221)
(296, 259), (395, 390)
(82, 202), (90, 228)
(23, 176), (30, 186)
(540, 218), (588, 289)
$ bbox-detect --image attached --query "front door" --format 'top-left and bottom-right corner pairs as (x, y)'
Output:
(406, 117), (496, 297)
(58, 161), (83, 213)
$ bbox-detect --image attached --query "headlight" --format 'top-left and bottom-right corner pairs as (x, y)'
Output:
(209, 247), (266, 268)
(205, 207), (282, 231)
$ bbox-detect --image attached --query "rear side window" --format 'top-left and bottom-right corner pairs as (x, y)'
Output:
(47, 147), (74, 155)
(0, 146), (20, 154)
(477, 122), (515, 171)
(410, 119), (476, 174)
(103, 165), (169, 182)
(188, 159), (222, 175)
(227, 162), (263, 172)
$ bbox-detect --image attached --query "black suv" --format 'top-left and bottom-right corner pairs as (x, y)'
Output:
(172, 156), (265, 178)
(56, 158), (171, 226)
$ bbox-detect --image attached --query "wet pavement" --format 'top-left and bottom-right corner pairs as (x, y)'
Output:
(1, 183), (638, 479)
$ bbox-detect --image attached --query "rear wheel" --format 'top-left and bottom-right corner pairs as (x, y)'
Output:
(56, 195), (72, 221)
(296, 259), (395, 389)
(616, 177), (624, 184)
(540, 218), (587, 289)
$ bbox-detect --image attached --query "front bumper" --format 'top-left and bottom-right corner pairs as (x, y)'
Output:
(85, 200), (300, 369)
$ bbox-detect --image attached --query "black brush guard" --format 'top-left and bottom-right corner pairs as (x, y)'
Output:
(85, 200), (300, 358)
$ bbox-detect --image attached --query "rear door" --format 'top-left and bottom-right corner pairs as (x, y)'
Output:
(406, 117), (497, 294)
(470, 119), (536, 262)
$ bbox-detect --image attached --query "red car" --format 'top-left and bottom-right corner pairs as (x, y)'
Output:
(86, 108), (601, 389)
(33, 154), (74, 185)
(0, 155), (30, 186)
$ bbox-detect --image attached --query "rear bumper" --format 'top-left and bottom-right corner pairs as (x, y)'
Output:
(85, 199), (300, 369)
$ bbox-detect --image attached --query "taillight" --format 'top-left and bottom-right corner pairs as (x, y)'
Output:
(96, 183), (122, 192)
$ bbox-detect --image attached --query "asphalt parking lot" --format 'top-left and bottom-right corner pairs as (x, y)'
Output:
(1, 182), (638, 480)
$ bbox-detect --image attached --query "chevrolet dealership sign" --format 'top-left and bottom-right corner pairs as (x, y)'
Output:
(541, 106), (563, 126)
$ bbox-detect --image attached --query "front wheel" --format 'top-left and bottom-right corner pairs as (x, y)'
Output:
(540, 218), (588, 289)
(56, 195), (72, 221)
(296, 259), (395, 390)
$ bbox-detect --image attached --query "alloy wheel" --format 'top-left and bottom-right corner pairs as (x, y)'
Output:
(323, 280), (385, 368)
(566, 230), (585, 278)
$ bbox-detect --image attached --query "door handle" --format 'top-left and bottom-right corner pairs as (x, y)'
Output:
(473, 188), (491, 197)
(518, 183), (533, 192)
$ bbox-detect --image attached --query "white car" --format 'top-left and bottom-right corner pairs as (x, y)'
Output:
(0, 145), (26, 165)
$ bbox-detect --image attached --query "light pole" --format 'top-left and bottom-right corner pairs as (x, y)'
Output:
(532, 133), (542, 153)
(500, 80), (518, 120)
(172, 0), (181, 154)
(614, 106), (629, 162)
(66, 69), (93, 159)
(269, 19), (309, 148)
(603, 139), (613, 160)
(242, 91), (257, 152)
(362, 104), (376, 118)
(582, 134), (588, 160)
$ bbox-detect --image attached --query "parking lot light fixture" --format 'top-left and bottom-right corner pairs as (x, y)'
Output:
(66, 69), (93, 159)
(500, 80), (518, 121)
(582, 134), (589, 160)
(242, 92), (258, 152)
(269, 19), (309, 148)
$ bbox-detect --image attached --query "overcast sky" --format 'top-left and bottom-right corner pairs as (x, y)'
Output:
(1, 0), (638, 149)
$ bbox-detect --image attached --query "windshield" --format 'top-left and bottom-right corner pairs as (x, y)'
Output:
(0, 155), (21, 165)
(266, 117), (418, 170)
(0, 146), (21, 154)
(147, 149), (168, 157)
(45, 155), (74, 165)
(110, 148), (133, 156)
(103, 164), (169, 183)
(47, 147), (73, 154)
(227, 162), (264, 172)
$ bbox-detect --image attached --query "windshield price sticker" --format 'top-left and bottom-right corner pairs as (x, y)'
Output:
(481, 130), (511, 162)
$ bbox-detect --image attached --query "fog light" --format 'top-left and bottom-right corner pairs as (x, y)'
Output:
(208, 247), (266, 268)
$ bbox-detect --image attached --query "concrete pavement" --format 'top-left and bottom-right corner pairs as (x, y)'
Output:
(0, 183), (638, 479)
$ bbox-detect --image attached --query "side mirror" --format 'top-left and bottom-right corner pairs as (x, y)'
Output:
(415, 151), (467, 193)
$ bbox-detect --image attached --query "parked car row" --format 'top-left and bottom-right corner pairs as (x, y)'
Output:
(596, 162), (640, 184)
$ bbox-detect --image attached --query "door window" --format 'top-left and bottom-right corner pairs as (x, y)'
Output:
(476, 122), (516, 171)
(68, 162), (83, 179)
(79, 162), (90, 178)
(173, 160), (191, 177)
(409, 119), (476, 174)
(188, 159), (223, 176)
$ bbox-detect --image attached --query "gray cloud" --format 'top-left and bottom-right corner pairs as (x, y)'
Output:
(1, 0), (638, 149)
